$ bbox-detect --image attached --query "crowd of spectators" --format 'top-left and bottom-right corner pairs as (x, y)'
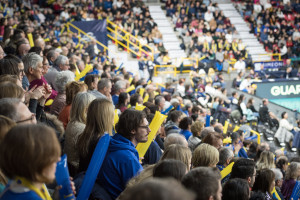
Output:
(165, 0), (250, 72)
(0, 0), (299, 200)
(234, 0), (300, 59)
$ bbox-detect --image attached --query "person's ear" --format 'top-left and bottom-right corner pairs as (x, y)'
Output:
(208, 196), (214, 200)
(226, 158), (230, 166)
(29, 67), (34, 74)
(247, 176), (252, 185)
(131, 129), (136, 135)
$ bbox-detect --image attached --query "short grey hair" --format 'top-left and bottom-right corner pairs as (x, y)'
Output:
(98, 78), (111, 90)
(114, 80), (126, 92)
(22, 52), (43, 74)
(164, 133), (188, 149)
(47, 50), (56, 61)
(200, 127), (214, 139)
(54, 55), (68, 66)
(271, 168), (283, 182)
(55, 70), (75, 93)
(0, 98), (22, 121)
(218, 147), (234, 165)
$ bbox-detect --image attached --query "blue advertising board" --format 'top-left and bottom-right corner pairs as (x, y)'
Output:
(254, 61), (284, 71)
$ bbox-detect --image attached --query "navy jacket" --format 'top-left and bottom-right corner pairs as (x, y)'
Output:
(97, 134), (143, 199)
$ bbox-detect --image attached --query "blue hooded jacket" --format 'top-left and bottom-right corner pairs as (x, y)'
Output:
(97, 134), (142, 199)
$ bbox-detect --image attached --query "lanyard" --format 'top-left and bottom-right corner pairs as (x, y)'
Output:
(15, 177), (52, 200)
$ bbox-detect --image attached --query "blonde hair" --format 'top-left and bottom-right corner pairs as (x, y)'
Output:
(256, 151), (275, 171)
(69, 92), (95, 124)
(285, 162), (300, 180)
(192, 143), (219, 168)
(77, 98), (114, 157)
(191, 121), (204, 137)
(160, 144), (192, 170)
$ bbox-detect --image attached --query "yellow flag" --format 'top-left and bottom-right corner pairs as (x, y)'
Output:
(27, 33), (34, 47)
(135, 103), (145, 111)
(139, 88), (145, 97)
(136, 111), (167, 158)
(220, 162), (234, 179)
(126, 85), (135, 93)
(75, 64), (93, 81)
(143, 94), (149, 103)
(223, 121), (229, 134)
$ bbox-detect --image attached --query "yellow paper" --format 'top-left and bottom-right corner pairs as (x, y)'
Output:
(135, 103), (145, 111)
(75, 64), (93, 81)
(136, 111), (167, 158)
(143, 94), (149, 103)
(27, 33), (34, 47)
(128, 77), (133, 84)
(271, 187), (281, 200)
(139, 88), (145, 97)
(126, 85), (135, 93)
(223, 120), (229, 134)
(250, 130), (261, 144)
(233, 125), (240, 132)
(223, 137), (232, 144)
(45, 99), (53, 106)
(220, 162), (234, 179)
(154, 91), (159, 97)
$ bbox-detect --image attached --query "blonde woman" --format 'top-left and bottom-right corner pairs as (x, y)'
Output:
(64, 92), (95, 175)
(77, 98), (114, 173)
(192, 143), (219, 168)
(125, 144), (192, 190)
(256, 151), (276, 171)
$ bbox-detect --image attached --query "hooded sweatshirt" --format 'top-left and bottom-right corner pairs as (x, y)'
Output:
(97, 134), (142, 199)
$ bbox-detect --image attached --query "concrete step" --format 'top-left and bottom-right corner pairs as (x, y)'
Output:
(164, 43), (181, 49)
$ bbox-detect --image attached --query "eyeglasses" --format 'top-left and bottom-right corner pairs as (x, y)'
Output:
(16, 113), (36, 124)
(139, 125), (150, 130)
(19, 69), (25, 74)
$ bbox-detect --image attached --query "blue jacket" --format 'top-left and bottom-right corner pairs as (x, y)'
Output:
(112, 94), (119, 105)
(97, 134), (143, 199)
(180, 129), (192, 141)
(0, 188), (42, 200)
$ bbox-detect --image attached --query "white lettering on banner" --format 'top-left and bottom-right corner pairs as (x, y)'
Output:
(271, 85), (300, 96)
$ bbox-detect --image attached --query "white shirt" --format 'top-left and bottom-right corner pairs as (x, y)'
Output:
(204, 12), (214, 22)
(234, 60), (246, 73)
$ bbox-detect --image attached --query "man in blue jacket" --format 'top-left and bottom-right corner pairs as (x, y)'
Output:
(97, 109), (150, 199)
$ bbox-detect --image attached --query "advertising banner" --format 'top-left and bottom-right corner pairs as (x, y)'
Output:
(254, 61), (284, 71)
(255, 80), (300, 99)
(70, 20), (107, 51)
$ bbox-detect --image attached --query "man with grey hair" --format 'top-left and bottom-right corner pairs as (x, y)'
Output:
(155, 95), (166, 111)
(0, 98), (37, 124)
(50, 70), (74, 116)
(217, 147), (234, 183)
(22, 52), (44, 90)
(112, 80), (126, 105)
(164, 133), (188, 149)
(34, 37), (45, 51)
(47, 49), (59, 66)
(44, 54), (70, 91)
(271, 168), (284, 199)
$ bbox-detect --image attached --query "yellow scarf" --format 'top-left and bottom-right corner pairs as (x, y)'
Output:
(16, 177), (52, 200)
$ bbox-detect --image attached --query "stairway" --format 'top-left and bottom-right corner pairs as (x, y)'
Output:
(148, 5), (187, 60)
(107, 42), (142, 77)
(218, 3), (271, 62)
